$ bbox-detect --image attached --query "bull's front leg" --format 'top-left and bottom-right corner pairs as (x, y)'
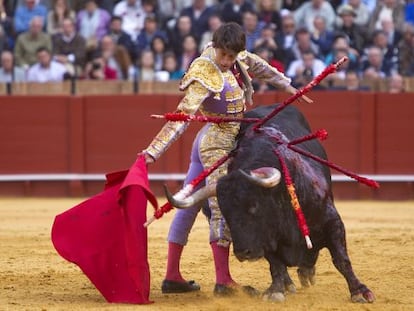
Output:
(325, 206), (375, 303)
(263, 253), (294, 302)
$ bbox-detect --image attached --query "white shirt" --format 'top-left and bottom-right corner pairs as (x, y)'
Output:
(286, 58), (326, 79)
(27, 61), (67, 83)
(113, 0), (145, 40)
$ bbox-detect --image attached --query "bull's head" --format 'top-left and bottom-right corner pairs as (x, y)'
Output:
(165, 167), (281, 261)
(164, 167), (281, 209)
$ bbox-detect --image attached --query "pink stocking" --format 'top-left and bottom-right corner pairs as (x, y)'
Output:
(211, 241), (235, 285)
(165, 242), (185, 282)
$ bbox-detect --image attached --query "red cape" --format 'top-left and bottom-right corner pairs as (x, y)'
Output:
(51, 155), (158, 304)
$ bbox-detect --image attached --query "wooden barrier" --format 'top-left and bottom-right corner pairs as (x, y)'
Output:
(0, 91), (413, 199)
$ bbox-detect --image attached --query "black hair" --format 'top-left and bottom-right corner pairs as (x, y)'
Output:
(212, 22), (246, 53)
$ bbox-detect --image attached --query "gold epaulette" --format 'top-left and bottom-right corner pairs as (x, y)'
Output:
(180, 57), (224, 93)
(237, 50), (248, 61)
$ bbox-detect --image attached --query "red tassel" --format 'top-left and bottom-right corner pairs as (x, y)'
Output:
(288, 144), (380, 189)
(288, 129), (328, 146)
(274, 149), (312, 248)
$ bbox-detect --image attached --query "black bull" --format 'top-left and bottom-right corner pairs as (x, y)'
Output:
(167, 104), (375, 303)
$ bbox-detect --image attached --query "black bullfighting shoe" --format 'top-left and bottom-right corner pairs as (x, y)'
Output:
(213, 284), (260, 297)
(161, 279), (201, 294)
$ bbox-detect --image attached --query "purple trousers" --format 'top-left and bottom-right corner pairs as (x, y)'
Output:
(167, 126), (207, 245)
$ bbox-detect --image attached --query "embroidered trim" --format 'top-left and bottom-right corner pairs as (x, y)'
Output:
(180, 57), (224, 93)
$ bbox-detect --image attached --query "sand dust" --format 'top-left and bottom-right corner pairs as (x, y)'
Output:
(1, 198), (414, 311)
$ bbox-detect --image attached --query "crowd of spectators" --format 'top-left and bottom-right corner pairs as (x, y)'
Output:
(0, 0), (413, 93)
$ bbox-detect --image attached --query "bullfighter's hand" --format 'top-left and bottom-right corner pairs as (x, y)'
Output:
(139, 151), (155, 164)
(285, 85), (314, 104)
(297, 94), (313, 104)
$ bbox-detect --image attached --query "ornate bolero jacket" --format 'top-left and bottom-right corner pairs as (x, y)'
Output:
(144, 46), (291, 161)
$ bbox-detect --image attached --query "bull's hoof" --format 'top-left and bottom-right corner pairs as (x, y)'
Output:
(285, 283), (297, 294)
(262, 291), (285, 302)
(214, 284), (260, 297)
(351, 289), (375, 303)
(297, 267), (316, 287)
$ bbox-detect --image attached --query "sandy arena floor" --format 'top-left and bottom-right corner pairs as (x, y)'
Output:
(0, 198), (413, 311)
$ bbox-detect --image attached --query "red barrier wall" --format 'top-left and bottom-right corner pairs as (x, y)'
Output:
(0, 92), (413, 199)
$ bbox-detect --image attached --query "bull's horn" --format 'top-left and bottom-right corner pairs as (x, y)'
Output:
(164, 183), (217, 209)
(239, 167), (281, 188)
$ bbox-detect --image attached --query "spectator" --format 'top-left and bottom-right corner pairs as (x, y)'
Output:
(242, 9), (265, 52)
(220, 0), (256, 25)
(324, 35), (359, 67)
(360, 46), (392, 80)
(76, 0), (110, 52)
(180, 0), (216, 40)
(178, 34), (199, 71)
(85, 55), (117, 79)
(325, 48), (354, 85)
(136, 13), (167, 52)
(198, 13), (222, 52)
(387, 73), (405, 93)
(310, 15), (335, 58)
(367, 0), (405, 34)
(294, 0), (336, 33)
(254, 24), (278, 56)
(168, 15), (196, 58)
(0, 50), (26, 82)
(14, 0), (48, 34)
(290, 27), (320, 62)
(335, 4), (367, 55)
(381, 17), (402, 47)
(398, 23), (414, 76)
(286, 50), (326, 88)
(162, 50), (184, 80)
(336, 0), (370, 27)
(98, 35), (134, 80)
(137, 49), (155, 81)
(370, 29), (399, 75)
(151, 35), (167, 71)
(108, 15), (136, 63)
(257, 0), (281, 31)
(52, 17), (86, 77)
(157, 0), (194, 28)
(330, 69), (369, 91)
(113, 0), (145, 41)
(275, 13), (296, 51)
(27, 47), (68, 82)
(47, 0), (75, 35)
(14, 16), (52, 67)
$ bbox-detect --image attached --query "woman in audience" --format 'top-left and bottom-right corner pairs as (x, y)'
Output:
(47, 0), (75, 35)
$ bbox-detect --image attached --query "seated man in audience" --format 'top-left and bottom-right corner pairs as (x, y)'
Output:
(14, 0), (48, 34)
(286, 49), (326, 89)
(27, 47), (68, 82)
(52, 18), (86, 77)
(0, 50), (26, 82)
(14, 16), (52, 67)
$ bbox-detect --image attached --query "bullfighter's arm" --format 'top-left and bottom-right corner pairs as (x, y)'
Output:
(242, 51), (313, 103)
(143, 81), (210, 162)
